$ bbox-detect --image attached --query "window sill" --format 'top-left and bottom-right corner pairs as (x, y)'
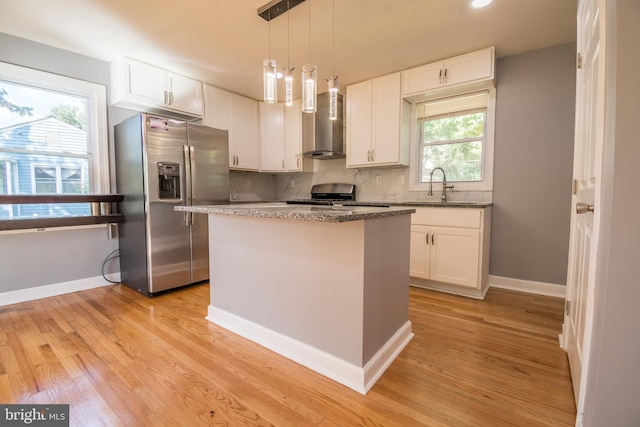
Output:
(0, 194), (124, 231)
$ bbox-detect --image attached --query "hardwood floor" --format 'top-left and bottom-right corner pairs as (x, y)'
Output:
(0, 283), (576, 426)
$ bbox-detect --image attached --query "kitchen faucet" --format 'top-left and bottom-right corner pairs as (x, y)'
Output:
(428, 167), (455, 203)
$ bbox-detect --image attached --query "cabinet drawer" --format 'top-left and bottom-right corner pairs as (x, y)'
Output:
(411, 207), (482, 228)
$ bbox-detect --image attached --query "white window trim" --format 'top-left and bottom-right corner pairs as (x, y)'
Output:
(0, 61), (109, 194)
(409, 87), (496, 193)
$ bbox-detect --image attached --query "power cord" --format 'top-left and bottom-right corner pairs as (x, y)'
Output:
(102, 249), (120, 283)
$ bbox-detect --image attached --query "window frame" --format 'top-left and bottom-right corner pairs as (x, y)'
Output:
(0, 61), (109, 195)
(409, 88), (496, 193)
(31, 164), (85, 194)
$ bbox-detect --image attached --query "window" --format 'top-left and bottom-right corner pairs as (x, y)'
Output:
(410, 90), (495, 192)
(0, 62), (108, 219)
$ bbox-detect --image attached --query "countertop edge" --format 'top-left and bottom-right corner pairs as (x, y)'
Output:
(176, 205), (416, 223)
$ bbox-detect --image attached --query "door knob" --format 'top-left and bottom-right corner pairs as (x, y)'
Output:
(576, 202), (595, 214)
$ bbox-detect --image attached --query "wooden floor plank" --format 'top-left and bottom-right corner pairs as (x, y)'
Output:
(0, 283), (576, 426)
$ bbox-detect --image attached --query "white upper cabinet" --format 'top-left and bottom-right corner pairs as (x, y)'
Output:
(204, 85), (260, 171)
(402, 47), (495, 98)
(346, 72), (409, 168)
(260, 100), (310, 173)
(111, 58), (203, 118)
(260, 102), (286, 172)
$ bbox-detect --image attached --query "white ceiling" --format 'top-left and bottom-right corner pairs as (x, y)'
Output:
(0, 0), (577, 101)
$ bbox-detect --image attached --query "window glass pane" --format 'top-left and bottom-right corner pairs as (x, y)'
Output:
(1, 77), (92, 218)
(420, 141), (483, 182)
(422, 112), (485, 143)
(61, 167), (83, 193)
(34, 166), (57, 193)
(0, 163), (5, 194)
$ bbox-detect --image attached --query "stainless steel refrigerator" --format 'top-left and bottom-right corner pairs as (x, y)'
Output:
(114, 114), (229, 295)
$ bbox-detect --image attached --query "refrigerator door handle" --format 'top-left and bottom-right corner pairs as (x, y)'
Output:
(188, 145), (196, 226)
(183, 144), (193, 226)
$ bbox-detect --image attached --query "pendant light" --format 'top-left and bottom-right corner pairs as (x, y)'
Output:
(284, 1), (294, 106)
(301, 0), (317, 113)
(327, 0), (338, 120)
(263, 11), (277, 103)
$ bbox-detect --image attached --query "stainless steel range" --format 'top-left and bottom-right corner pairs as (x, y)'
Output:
(287, 183), (390, 207)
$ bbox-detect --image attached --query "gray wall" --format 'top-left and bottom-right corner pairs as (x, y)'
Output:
(585, 0), (640, 423)
(0, 33), (128, 292)
(490, 43), (576, 285)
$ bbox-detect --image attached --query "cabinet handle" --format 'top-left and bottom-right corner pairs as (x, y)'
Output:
(168, 91), (174, 105)
(431, 232), (435, 245)
(439, 69), (443, 84)
(444, 68), (448, 83)
(297, 157), (301, 168)
(282, 160), (284, 169)
(164, 90), (168, 104)
(426, 231), (429, 245)
(235, 155), (239, 166)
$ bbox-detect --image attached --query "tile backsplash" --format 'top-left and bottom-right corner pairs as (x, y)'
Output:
(230, 159), (492, 203)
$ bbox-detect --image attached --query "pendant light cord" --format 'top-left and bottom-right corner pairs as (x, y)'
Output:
(332, 0), (335, 77)
(268, 11), (272, 61)
(287, 1), (290, 69)
(308, 0), (311, 64)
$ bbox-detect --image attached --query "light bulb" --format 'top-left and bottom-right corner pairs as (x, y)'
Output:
(328, 77), (339, 120)
(284, 68), (294, 107)
(302, 64), (317, 113)
(263, 59), (277, 103)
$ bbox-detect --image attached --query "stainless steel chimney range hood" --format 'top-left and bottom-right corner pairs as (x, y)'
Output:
(302, 91), (345, 159)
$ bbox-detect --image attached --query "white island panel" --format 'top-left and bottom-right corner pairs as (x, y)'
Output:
(205, 212), (413, 394)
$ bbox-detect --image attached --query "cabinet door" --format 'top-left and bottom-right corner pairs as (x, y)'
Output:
(371, 73), (401, 164)
(127, 59), (166, 105)
(260, 102), (285, 172)
(167, 72), (202, 116)
(203, 86), (233, 165)
(443, 48), (494, 88)
(401, 61), (444, 96)
(346, 80), (373, 167)
(233, 95), (261, 170)
(284, 100), (303, 171)
(430, 227), (481, 288)
(203, 86), (232, 130)
(410, 225), (430, 279)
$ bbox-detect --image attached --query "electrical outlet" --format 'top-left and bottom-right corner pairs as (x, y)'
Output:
(398, 175), (405, 185)
(245, 179), (251, 188)
(291, 179), (296, 188)
(376, 175), (382, 185)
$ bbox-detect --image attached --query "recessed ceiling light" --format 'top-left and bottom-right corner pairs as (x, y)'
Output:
(471, 0), (493, 8)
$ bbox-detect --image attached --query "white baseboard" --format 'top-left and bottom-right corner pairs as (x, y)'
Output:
(0, 274), (120, 307)
(489, 275), (566, 298)
(207, 306), (413, 395)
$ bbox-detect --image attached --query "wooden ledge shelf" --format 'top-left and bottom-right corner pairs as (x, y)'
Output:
(0, 194), (125, 231)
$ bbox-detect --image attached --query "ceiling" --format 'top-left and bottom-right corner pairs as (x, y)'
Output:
(0, 0), (577, 101)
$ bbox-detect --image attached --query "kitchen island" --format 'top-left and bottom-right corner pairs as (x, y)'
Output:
(176, 203), (415, 394)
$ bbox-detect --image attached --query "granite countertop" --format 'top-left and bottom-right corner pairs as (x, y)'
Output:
(388, 201), (492, 208)
(176, 203), (416, 223)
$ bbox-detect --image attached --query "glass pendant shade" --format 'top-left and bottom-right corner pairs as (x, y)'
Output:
(301, 64), (317, 113)
(284, 68), (294, 107)
(328, 77), (339, 120)
(263, 59), (277, 103)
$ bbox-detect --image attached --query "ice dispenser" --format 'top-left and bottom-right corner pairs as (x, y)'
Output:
(157, 162), (181, 199)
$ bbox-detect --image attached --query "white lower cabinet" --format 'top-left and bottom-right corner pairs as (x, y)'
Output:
(410, 206), (491, 299)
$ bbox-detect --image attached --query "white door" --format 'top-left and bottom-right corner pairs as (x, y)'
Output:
(562, 0), (605, 415)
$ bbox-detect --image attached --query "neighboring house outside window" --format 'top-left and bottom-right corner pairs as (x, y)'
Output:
(0, 62), (108, 220)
